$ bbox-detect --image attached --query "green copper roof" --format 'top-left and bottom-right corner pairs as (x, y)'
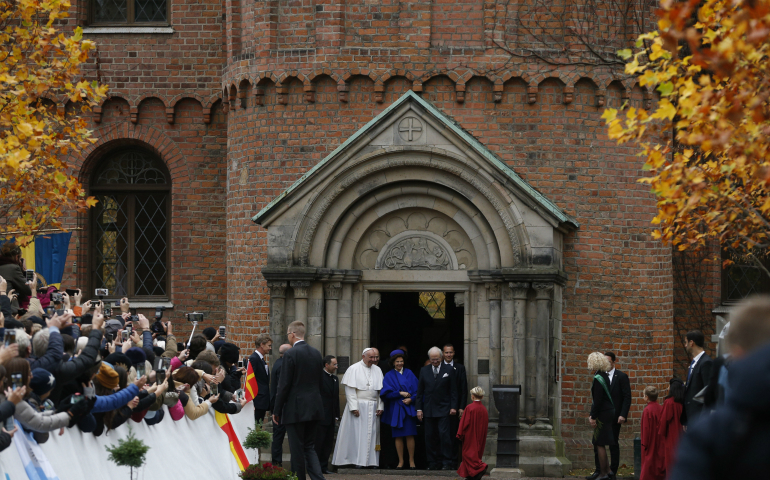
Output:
(252, 90), (578, 228)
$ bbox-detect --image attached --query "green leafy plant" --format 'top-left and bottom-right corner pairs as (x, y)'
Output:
(243, 421), (272, 451)
(105, 427), (149, 480)
(239, 462), (299, 480)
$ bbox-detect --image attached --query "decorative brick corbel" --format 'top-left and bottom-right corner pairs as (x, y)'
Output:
(596, 89), (606, 108)
(203, 107), (211, 124)
(527, 86), (538, 104)
(304, 85), (315, 103)
(493, 84), (503, 103)
(254, 87), (264, 106)
(337, 83), (349, 103)
(621, 89), (630, 105)
(412, 83), (423, 95)
(455, 84), (466, 103)
(276, 85), (288, 105)
(374, 84), (384, 103)
(130, 106), (138, 124)
(238, 89), (247, 109)
(222, 101), (230, 114)
(166, 107), (175, 124)
(563, 86), (574, 104)
(93, 105), (103, 123)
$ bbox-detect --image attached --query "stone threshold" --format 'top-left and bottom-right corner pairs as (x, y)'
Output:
(336, 468), (459, 476)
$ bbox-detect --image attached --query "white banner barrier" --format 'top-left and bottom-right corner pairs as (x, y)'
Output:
(0, 402), (259, 480)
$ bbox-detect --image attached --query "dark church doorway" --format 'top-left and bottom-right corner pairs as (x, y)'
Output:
(370, 291), (464, 470)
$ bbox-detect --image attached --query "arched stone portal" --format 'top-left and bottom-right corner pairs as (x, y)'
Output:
(253, 91), (578, 475)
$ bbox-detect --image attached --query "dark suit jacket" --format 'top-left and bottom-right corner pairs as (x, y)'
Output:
(609, 369), (632, 420)
(590, 371), (615, 419)
(269, 356), (283, 412)
(273, 341), (324, 424)
(447, 361), (468, 409)
(683, 352), (713, 425)
(416, 363), (458, 417)
(248, 351), (271, 411)
(319, 369), (340, 426)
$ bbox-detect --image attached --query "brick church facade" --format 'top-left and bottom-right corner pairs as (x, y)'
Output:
(49, 0), (748, 473)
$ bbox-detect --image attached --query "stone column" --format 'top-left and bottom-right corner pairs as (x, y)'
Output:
(476, 285), (490, 411)
(509, 282), (530, 389)
(533, 282), (554, 421)
(500, 284), (514, 385)
(324, 282), (341, 356)
(290, 281), (310, 324)
(337, 283), (353, 372)
(487, 282), (502, 405)
(307, 282), (324, 351)
(267, 281), (287, 345)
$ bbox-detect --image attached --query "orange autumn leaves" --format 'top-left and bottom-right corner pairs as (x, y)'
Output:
(603, 0), (770, 259)
(1, 0), (107, 241)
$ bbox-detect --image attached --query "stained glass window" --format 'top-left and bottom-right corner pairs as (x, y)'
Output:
(419, 292), (446, 319)
(90, 0), (168, 25)
(91, 150), (169, 299)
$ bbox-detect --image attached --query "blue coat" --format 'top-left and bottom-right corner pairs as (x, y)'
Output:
(380, 368), (418, 429)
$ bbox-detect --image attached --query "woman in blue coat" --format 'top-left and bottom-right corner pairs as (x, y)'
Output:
(380, 350), (419, 470)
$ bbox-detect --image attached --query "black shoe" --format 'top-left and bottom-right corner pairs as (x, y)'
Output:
(597, 476), (611, 480)
(586, 472), (601, 480)
(442, 465), (453, 470)
(408, 467), (417, 470)
(322, 470), (334, 474)
(427, 465), (439, 471)
(608, 472), (617, 480)
(355, 466), (365, 469)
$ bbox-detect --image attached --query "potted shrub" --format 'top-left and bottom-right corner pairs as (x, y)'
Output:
(243, 421), (272, 463)
(239, 462), (299, 480)
(105, 427), (149, 480)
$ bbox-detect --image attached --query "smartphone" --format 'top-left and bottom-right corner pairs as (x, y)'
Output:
(114, 300), (121, 307)
(219, 326), (226, 339)
(104, 307), (112, 317)
(121, 331), (129, 342)
(11, 373), (22, 391)
(55, 309), (65, 316)
(50, 292), (63, 304)
(3, 330), (16, 347)
(44, 306), (55, 318)
(95, 288), (108, 296)
(3, 416), (13, 430)
(65, 289), (79, 297)
(210, 383), (219, 396)
(244, 358), (248, 371)
(238, 359), (243, 369)
(135, 363), (146, 378)
(126, 324), (133, 335)
(185, 312), (203, 323)
(70, 394), (84, 404)
(105, 332), (114, 343)
(73, 316), (81, 325)
(25, 270), (34, 281)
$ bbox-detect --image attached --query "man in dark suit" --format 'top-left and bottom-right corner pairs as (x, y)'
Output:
(315, 355), (340, 474)
(248, 333), (273, 423)
(443, 343), (468, 468)
(682, 330), (713, 426)
(416, 346), (458, 471)
(272, 321), (326, 480)
(587, 352), (632, 480)
(270, 343), (292, 466)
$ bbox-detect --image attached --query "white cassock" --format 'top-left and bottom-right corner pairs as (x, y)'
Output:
(331, 360), (385, 467)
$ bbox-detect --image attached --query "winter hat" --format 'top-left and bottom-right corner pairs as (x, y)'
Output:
(153, 346), (164, 357)
(104, 319), (122, 338)
(202, 327), (217, 341)
(95, 364), (119, 390)
(218, 343), (240, 365)
(30, 368), (56, 396)
(103, 353), (132, 369)
(125, 347), (147, 366)
(28, 316), (45, 328)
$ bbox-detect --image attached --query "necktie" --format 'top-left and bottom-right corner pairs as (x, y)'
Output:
(686, 359), (696, 385)
(433, 366), (438, 378)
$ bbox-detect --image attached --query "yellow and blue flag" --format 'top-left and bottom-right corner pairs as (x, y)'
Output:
(3, 232), (72, 288)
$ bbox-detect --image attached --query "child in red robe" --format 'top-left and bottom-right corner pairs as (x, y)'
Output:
(640, 386), (665, 480)
(457, 386), (488, 480)
(658, 378), (685, 474)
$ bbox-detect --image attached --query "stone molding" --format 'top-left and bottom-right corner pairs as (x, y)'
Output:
(508, 282), (531, 300)
(289, 281), (311, 298)
(266, 281), (287, 298)
(324, 282), (342, 300)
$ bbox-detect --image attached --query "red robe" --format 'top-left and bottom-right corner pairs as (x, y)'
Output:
(658, 397), (683, 474)
(457, 400), (488, 479)
(640, 401), (665, 480)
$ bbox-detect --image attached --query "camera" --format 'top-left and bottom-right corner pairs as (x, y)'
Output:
(65, 289), (79, 297)
(151, 306), (166, 334)
(55, 309), (65, 316)
(114, 300), (121, 307)
(104, 307), (112, 317)
(129, 316), (138, 326)
(219, 326), (226, 340)
(3, 330), (16, 347)
(94, 288), (108, 297)
(51, 292), (63, 304)
(25, 270), (34, 281)
(185, 312), (204, 323)
(210, 383), (218, 396)
(73, 316), (81, 325)
(154, 306), (165, 320)
(70, 394), (84, 405)
(44, 306), (55, 318)
(11, 373), (22, 391)
(121, 331), (129, 342)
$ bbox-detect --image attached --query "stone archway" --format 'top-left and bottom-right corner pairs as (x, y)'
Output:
(254, 91), (577, 475)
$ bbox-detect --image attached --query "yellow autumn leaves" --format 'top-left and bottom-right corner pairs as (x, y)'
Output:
(1, 0), (107, 241)
(603, 0), (770, 257)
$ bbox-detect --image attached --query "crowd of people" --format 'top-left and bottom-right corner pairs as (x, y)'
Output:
(589, 294), (770, 480)
(0, 242), (252, 457)
(255, 320), (489, 480)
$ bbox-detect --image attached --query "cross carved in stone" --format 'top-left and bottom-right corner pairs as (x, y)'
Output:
(398, 117), (423, 142)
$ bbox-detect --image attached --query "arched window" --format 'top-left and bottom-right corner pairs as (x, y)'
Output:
(90, 149), (170, 299)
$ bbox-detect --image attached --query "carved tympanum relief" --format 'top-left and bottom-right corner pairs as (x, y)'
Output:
(355, 209), (476, 270)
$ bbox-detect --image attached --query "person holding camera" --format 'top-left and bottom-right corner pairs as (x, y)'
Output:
(0, 243), (33, 308)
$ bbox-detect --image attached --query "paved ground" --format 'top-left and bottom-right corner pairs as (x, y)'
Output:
(329, 475), (592, 480)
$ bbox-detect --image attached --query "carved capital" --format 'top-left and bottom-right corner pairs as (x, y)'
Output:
(486, 282), (502, 301)
(324, 282), (341, 300)
(290, 281), (311, 299)
(509, 282), (530, 300)
(455, 292), (465, 307)
(267, 281), (287, 299)
(533, 282), (554, 300)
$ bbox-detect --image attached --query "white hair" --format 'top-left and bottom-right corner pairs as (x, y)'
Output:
(428, 346), (442, 357)
(588, 352), (611, 372)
